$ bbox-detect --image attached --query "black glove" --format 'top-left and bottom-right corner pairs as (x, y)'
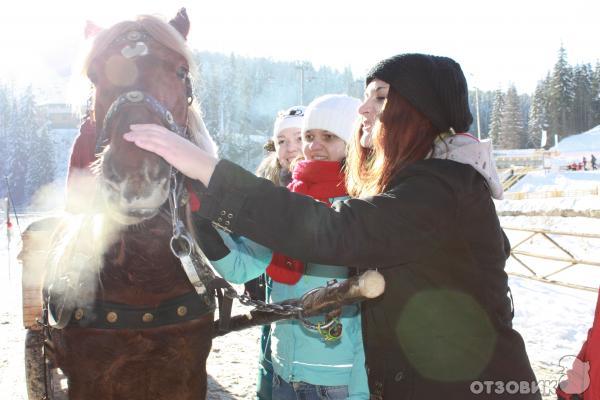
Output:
(191, 214), (230, 261)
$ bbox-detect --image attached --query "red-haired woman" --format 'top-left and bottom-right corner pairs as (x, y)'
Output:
(124, 53), (540, 399)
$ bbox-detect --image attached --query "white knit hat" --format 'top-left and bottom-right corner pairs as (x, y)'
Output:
(273, 105), (305, 138)
(302, 94), (361, 143)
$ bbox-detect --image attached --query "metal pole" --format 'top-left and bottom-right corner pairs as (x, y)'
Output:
(475, 86), (481, 140)
(300, 64), (305, 106)
(4, 196), (10, 281)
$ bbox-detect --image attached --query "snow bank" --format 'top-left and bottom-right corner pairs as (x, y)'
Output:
(509, 170), (600, 193)
(552, 125), (600, 153)
(496, 170), (600, 216)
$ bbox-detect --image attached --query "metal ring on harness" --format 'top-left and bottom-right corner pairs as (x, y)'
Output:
(297, 284), (343, 341)
(169, 233), (193, 258)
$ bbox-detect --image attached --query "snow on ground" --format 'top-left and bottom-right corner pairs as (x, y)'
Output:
(0, 215), (261, 400)
(510, 170), (600, 193)
(501, 216), (599, 346)
(1, 162), (599, 399)
(495, 170), (600, 217)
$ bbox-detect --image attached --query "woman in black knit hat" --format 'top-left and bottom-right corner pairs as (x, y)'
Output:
(123, 53), (540, 399)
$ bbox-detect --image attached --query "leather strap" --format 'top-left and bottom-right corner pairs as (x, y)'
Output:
(58, 291), (215, 330)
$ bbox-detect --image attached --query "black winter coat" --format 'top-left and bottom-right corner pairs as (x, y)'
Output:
(193, 158), (541, 400)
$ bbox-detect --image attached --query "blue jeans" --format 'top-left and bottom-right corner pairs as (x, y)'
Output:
(272, 373), (349, 400)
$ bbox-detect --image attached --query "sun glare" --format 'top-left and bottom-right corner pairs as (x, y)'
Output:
(0, 0), (598, 98)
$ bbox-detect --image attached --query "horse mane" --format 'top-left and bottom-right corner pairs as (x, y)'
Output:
(83, 14), (218, 157)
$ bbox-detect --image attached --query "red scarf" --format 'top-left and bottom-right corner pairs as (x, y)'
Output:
(266, 160), (347, 284)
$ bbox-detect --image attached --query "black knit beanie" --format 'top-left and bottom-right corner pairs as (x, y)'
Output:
(366, 53), (473, 133)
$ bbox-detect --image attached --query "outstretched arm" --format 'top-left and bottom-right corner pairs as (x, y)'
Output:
(124, 124), (455, 269)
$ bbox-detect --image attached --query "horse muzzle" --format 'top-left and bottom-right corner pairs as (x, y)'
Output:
(100, 177), (169, 225)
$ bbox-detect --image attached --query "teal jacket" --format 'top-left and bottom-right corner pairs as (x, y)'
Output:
(212, 204), (369, 399)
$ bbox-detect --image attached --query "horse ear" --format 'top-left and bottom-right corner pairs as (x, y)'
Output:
(85, 20), (104, 39)
(169, 8), (190, 40)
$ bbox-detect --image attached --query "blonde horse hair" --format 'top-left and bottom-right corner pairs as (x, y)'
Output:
(83, 14), (218, 157)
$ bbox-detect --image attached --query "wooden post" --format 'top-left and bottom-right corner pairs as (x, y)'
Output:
(212, 270), (385, 337)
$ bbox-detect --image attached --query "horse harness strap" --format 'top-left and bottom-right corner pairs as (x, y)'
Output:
(63, 291), (215, 330)
(168, 173), (237, 333)
(96, 90), (188, 155)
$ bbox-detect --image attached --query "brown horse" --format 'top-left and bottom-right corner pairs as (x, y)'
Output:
(44, 10), (219, 400)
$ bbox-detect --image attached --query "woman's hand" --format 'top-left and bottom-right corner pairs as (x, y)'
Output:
(123, 124), (217, 186)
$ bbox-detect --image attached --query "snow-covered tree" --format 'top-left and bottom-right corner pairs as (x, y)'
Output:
(7, 93), (32, 205)
(27, 119), (55, 199)
(590, 62), (600, 127)
(527, 83), (548, 148)
(192, 52), (364, 171)
(488, 89), (504, 146)
(571, 64), (594, 134)
(0, 85), (11, 193)
(547, 45), (574, 138)
(498, 85), (526, 149)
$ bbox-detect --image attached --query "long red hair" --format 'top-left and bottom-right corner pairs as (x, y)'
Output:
(346, 88), (440, 197)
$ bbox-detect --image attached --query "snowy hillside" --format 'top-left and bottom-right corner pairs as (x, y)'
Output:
(553, 124), (600, 154)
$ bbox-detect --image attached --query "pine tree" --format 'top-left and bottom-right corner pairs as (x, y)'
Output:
(571, 64), (594, 134)
(27, 119), (55, 200)
(498, 85), (525, 149)
(591, 62), (600, 127)
(7, 95), (30, 205)
(192, 52), (364, 171)
(527, 82), (548, 148)
(0, 84), (10, 194)
(488, 89), (504, 146)
(547, 45), (574, 138)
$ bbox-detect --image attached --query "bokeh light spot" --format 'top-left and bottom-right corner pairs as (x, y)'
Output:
(396, 289), (497, 382)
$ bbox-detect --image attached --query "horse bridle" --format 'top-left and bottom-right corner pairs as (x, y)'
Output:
(94, 28), (193, 155)
(95, 90), (189, 155)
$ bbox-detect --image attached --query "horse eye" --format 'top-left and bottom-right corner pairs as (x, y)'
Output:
(176, 66), (188, 80)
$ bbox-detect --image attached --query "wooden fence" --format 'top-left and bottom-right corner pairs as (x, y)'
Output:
(503, 186), (600, 200)
(503, 226), (600, 292)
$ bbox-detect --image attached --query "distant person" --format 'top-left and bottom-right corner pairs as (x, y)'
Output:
(583, 156), (588, 171)
(591, 154), (597, 170)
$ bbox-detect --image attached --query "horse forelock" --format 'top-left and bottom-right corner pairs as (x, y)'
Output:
(83, 15), (197, 81)
(82, 14), (217, 155)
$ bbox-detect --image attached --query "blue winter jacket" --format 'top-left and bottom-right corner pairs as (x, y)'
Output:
(212, 197), (369, 399)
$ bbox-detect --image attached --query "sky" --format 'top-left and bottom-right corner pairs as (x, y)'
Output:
(1, 0), (598, 100)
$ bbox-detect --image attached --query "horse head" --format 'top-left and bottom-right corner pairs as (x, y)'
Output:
(86, 10), (204, 225)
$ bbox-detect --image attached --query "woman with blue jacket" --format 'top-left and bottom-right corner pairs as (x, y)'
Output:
(210, 94), (368, 399)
